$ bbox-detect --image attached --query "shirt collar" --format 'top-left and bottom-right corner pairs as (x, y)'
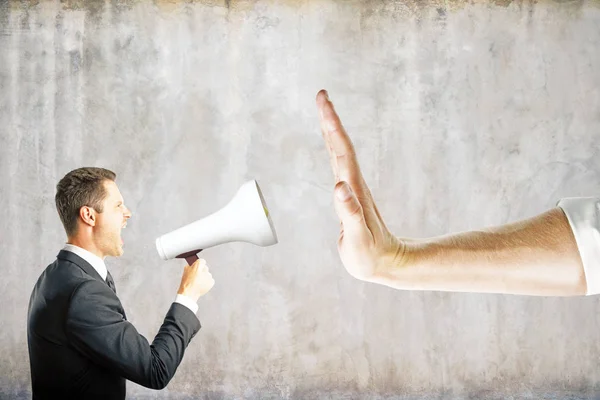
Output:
(62, 244), (108, 280)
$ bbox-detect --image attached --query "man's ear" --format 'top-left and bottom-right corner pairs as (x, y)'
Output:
(80, 206), (97, 227)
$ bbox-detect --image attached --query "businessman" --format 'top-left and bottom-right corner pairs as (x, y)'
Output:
(27, 167), (215, 399)
(316, 89), (600, 297)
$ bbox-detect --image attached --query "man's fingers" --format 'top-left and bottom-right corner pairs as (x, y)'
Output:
(317, 90), (382, 230)
(317, 90), (352, 177)
(191, 259), (208, 272)
(330, 134), (361, 187)
(317, 90), (339, 180)
(316, 90), (366, 190)
(333, 181), (371, 241)
(325, 138), (339, 182)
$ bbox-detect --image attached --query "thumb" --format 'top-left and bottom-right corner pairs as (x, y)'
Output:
(334, 181), (366, 233)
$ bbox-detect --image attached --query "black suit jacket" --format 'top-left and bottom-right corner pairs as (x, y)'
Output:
(27, 250), (201, 399)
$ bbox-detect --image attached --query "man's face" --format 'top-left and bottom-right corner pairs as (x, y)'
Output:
(95, 180), (132, 258)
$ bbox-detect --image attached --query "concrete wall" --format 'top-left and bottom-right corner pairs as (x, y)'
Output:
(1, 0), (600, 398)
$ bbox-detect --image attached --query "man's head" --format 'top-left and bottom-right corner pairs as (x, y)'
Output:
(55, 167), (132, 258)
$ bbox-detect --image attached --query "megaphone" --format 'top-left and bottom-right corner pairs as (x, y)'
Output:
(155, 180), (278, 265)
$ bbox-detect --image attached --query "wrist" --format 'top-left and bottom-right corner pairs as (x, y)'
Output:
(177, 290), (200, 303)
(371, 237), (432, 288)
(373, 237), (410, 280)
(175, 294), (199, 314)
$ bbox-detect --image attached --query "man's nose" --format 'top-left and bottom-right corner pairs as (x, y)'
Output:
(124, 206), (132, 219)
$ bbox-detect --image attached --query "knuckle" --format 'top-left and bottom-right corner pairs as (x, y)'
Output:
(348, 203), (363, 220)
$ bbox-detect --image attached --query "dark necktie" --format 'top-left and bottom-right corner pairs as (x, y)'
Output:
(106, 270), (117, 294)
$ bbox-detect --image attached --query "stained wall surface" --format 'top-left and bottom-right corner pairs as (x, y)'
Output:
(1, 0), (600, 398)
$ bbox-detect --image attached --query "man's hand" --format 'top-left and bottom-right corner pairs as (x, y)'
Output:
(177, 259), (215, 302)
(316, 89), (404, 281)
(315, 90), (588, 296)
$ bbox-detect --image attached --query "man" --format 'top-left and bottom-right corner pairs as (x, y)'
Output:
(316, 89), (599, 296)
(27, 167), (215, 399)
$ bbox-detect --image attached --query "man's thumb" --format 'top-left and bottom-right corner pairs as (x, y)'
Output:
(334, 181), (365, 229)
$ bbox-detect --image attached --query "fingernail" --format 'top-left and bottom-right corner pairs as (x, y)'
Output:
(337, 183), (352, 201)
(324, 90), (330, 101)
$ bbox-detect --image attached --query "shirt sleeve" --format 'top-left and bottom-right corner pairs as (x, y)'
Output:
(174, 294), (199, 314)
(556, 197), (600, 295)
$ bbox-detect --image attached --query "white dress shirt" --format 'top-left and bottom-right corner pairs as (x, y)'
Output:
(557, 197), (600, 295)
(62, 244), (199, 314)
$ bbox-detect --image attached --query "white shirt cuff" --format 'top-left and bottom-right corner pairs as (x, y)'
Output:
(557, 197), (600, 295)
(174, 294), (199, 314)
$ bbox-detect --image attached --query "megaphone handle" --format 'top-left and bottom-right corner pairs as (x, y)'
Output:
(185, 254), (199, 265)
(175, 249), (203, 266)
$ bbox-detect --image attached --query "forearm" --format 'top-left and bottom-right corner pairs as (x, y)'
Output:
(373, 208), (587, 296)
(141, 303), (201, 389)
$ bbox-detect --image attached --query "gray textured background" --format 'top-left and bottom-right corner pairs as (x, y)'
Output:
(1, 0), (600, 398)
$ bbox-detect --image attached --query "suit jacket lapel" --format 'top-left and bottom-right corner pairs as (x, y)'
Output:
(57, 250), (127, 320)
(57, 250), (105, 283)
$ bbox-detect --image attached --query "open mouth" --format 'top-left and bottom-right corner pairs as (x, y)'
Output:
(121, 223), (126, 245)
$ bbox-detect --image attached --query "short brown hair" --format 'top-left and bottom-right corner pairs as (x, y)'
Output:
(55, 167), (116, 237)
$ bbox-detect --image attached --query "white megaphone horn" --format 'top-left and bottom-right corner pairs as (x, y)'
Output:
(155, 180), (278, 265)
